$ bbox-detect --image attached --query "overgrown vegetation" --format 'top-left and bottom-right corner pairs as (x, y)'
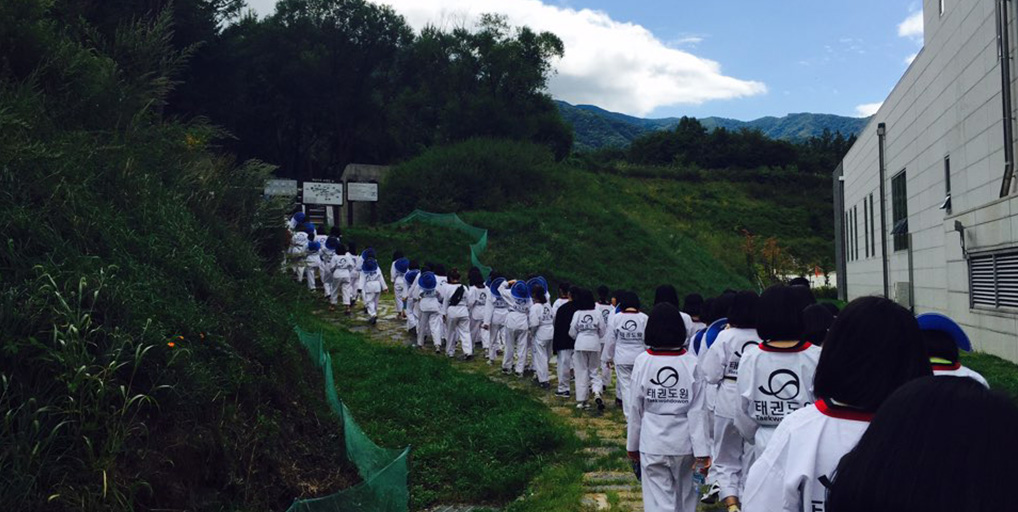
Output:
(0, 2), (355, 509)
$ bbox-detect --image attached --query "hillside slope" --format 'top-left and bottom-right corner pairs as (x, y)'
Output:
(556, 100), (871, 151)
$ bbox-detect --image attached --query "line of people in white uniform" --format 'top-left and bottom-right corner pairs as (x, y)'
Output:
(284, 214), (1016, 512)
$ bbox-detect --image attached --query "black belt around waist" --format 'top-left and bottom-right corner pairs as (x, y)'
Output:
(723, 376), (737, 381)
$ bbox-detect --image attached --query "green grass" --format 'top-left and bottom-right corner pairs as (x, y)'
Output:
(962, 352), (1018, 399)
(303, 315), (576, 510)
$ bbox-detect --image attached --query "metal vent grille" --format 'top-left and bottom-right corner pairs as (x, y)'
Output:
(970, 251), (1018, 309)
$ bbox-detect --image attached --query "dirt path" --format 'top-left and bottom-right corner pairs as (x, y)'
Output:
(322, 299), (645, 511)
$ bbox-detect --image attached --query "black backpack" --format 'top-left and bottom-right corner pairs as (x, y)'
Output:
(448, 285), (466, 307)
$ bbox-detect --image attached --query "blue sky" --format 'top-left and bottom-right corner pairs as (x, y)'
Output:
(247, 0), (926, 121)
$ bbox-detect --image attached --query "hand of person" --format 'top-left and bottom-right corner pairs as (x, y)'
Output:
(693, 456), (712, 470)
(627, 451), (640, 463)
(482, 324), (489, 330)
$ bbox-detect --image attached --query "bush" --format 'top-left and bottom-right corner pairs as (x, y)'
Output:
(380, 138), (562, 220)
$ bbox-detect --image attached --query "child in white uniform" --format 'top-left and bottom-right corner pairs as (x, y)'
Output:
(916, 312), (990, 387)
(415, 271), (443, 349)
(595, 285), (615, 400)
(602, 291), (647, 418)
(701, 291), (760, 511)
(627, 302), (711, 512)
(304, 241), (321, 291)
(358, 257), (388, 325)
(529, 285), (555, 389)
(569, 288), (607, 411)
(319, 237), (339, 305)
(735, 285), (821, 461)
(468, 270), (488, 350)
(498, 280), (532, 376)
(742, 296), (932, 512)
(403, 268), (420, 334)
(331, 245), (356, 316)
(440, 269), (472, 359)
(483, 277), (509, 364)
(391, 254), (408, 319)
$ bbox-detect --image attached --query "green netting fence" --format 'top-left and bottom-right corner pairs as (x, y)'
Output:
(286, 327), (411, 512)
(393, 210), (492, 278)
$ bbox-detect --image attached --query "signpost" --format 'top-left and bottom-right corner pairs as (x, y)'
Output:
(264, 179), (298, 197)
(346, 181), (378, 225)
(303, 181), (344, 206)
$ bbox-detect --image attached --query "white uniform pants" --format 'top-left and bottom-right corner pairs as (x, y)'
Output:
(470, 318), (484, 347)
(616, 363), (634, 417)
(486, 322), (505, 361)
(641, 453), (697, 512)
(304, 266), (317, 290)
(445, 316), (472, 357)
(502, 327), (529, 373)
(417, 311), (443, 347)
(555, 349), (574, 393)
(393, 285), (406, 314)
(572, 349), (602, 403)
(532, 336), (552, 383)
(364, 292), (380, 319)
(293, 260), (306, 281)
(406, 301), (418, 331)
(333, 278), (353, 306)
(713, 415), (747, 500)
(322, 271), (334, 298)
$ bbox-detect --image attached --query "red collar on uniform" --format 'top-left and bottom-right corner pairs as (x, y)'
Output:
(931, 361), (961, 371)
(815, 399), (875, 422)
(759, 341), (813, 353)
(647, 348), (687, 356)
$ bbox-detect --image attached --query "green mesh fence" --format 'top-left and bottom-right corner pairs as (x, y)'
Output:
(287, 327), (411, 512)
(393, 210), (492, 278)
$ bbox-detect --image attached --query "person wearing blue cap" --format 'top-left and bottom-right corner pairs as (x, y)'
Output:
(288, 223), (310, 282)
(440, 269), (473, 360)
(917, 313), (989, 387)
(331, 244), (356, 315)
(498, 279), (534, 376)
(415, 271), (443, 350)
(403, 264), (421, 336)
(483, 275), (510, 365)
(359, 257), (388, 325)
(304, 241), (322, 291)
(391, 252), (408, 320)
(319, 237), (339, 306)
(348, 242), (361, 307)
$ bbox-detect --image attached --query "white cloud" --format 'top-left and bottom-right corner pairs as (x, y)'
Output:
(668, 35), (705, 48)
(247, 0), (765, 116)
(904, 52), (918, 65)
(898, 11), (924, 40)
(855, 102), (883, 117)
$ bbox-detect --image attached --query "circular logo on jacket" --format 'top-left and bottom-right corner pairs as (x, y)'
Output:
(758, 369), (801, 400)
(649, 366), (680, 388)
(621, 320), (638, 332)
(735, 340), (759, 358)
(582, 314), (594, 324)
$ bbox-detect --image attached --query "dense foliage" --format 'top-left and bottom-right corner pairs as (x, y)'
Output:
(0, 2), (355, 510)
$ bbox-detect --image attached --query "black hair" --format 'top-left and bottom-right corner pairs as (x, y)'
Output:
(532, 285), (547, 303)
(329, 226), (342, 237)
(756, 285), (810, 341)
(469, 272), (484, 288)
(922, 330), (960, 363)
(645, 303), (688, 349)
(700, 298), (716, 325)
(347, 241), (357, 254)
(653, 284), (680, 307)
(710, 292), (736, 323)
(392, 250), (404, 260)
(596, 285), (610, 304)
(827, 377), (1018, 512)
(421, 264), (432, 273)
(568, 285), (581, 300)
(790, 284), (817, 308)
(409, 259), (420, 270)
(558, 282), (572, 297)
(788, 276), (811, 288)
(336, 243), (347, 254)
(448, 268), (461, 282)
(726, 290), (759, 328)
(813, 296), (931, 411)
(305, 226), (316, 238)
(423, 261), (435, 271)
(434, 264), (447, 277)
(682, 293), (704, 318)
(801, 303), (835, 346)
(573, 288), (596, 310)
(821, 301), (841, 316)
(619, 291), (640, 311)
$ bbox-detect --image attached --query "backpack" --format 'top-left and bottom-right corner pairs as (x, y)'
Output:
(448, 285), (466, 307)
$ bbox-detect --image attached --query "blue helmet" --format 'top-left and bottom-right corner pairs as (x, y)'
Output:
(307, 241), (321, 252)
(489, 277), (506, 296)
(916, 312), (972, 352)
(704, 318), (728, 350)
(361, 248), (376, 260)
(405, 269), (420, 286)
(527, 276), (549, 296)
(418, 271), (437, 291)
(293, 212), (306, 223)
(362, 258), (378, 273)
(394, 257), (410, 274)
(511, 281), (530, 300)
(325, 236), (339, 250)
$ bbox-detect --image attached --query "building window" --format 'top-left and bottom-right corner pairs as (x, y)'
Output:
(891, 171), (909, 251)
(845, 210), (852, 262)
(863, 200), (869, 258)
(939, 0), (946, 16)
(941, 156), (952, 213)
(969, 250), (1018, 309)
(870, 193), (876, 255)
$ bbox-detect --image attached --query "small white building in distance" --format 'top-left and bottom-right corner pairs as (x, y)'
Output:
(834, 0), (1018, 362)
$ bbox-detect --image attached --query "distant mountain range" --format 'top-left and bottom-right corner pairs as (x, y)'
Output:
(556, 100), (872, 151)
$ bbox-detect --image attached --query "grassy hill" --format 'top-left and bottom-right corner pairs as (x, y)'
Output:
(556, 100), (871, 151)
(349, 140), (833, 301)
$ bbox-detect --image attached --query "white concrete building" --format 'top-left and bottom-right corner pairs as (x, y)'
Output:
(834, 0), (1018, 361)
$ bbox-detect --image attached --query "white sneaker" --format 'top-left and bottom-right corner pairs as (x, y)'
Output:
(700, 482), (721, 504)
